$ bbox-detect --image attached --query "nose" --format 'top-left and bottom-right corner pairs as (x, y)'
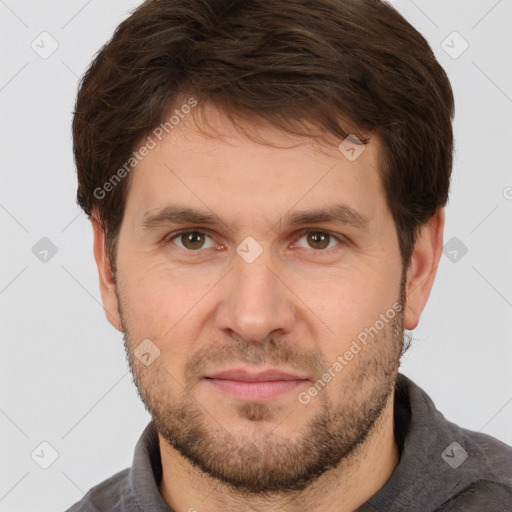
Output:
(214, 245), (297, 344)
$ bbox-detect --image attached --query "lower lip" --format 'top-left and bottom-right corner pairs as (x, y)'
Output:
(204, 378), (308, 401)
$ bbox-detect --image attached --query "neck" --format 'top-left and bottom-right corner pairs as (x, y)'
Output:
(159, 391), (399, 512)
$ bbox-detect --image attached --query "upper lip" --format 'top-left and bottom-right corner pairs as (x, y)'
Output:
(204, 367), (309, 382)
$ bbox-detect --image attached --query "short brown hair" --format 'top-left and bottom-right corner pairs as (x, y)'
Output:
(73, 0), (454, 276)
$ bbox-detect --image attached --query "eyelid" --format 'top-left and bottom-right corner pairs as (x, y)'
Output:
(164, 228), (218, 250)
(164, 227), (347, 254)
(292, 228), (347, 249)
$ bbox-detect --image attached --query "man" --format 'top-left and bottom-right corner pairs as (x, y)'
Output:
(66, 0), (512, 510)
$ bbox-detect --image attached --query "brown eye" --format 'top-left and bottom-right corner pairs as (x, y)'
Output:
(294, 230), (342, 251)
(181, 231), (205, 250)
(169, 230), (215, 251)
(306, 231), (331, 250)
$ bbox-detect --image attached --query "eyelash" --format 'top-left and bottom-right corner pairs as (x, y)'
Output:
(162, 228), (347, 257)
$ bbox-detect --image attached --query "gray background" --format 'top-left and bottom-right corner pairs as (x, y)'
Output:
(0, 0), (511, 510)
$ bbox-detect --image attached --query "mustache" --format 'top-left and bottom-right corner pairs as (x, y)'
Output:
(184, 338), (327, 385)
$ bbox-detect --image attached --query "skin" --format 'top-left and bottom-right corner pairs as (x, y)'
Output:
(92, 103), (444, 512)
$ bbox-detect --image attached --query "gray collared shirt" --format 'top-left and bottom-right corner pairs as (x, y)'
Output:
(65, 373), (512, 511)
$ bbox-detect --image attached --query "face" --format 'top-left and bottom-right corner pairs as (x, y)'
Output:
(99, 104), (413, 493)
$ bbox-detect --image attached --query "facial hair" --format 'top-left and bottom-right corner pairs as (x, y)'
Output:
(117, 282), (406, 496)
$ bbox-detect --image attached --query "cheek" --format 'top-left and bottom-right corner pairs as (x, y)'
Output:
(122, 257), (201, 315)
(119, 264), (213, 362)
(304, 267), (400, 354)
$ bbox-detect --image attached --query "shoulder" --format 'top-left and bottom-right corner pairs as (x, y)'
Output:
(63, 468), (131, 512)
(433, 407), (512, 510)
(439, 480), (512, 511)
(457, 426), (512, 481)
(392, 374), (512, 510)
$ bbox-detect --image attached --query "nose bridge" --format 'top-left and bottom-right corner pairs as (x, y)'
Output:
(218, 242), (296, 343)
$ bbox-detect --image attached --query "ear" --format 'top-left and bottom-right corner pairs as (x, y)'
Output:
(91, 217), (123, 332)
(403, 208), (445, 330)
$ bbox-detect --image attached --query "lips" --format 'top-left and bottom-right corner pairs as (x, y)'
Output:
(204, 368), (309, 382)
(203, 367), (310, 401)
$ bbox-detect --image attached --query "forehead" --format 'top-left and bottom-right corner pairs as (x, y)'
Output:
(124, 104), (387, 230)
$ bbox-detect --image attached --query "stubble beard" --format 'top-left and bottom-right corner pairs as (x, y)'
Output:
(117, 284), (405, 495)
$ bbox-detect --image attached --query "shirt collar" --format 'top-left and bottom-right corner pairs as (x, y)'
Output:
(129, 420), (174, 511)
(127, 373), (484, 512)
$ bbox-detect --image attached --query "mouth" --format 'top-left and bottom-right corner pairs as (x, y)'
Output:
(203, 367), (310, 401)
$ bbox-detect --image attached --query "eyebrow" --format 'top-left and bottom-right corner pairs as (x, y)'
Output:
(141, 204), (370, 232)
